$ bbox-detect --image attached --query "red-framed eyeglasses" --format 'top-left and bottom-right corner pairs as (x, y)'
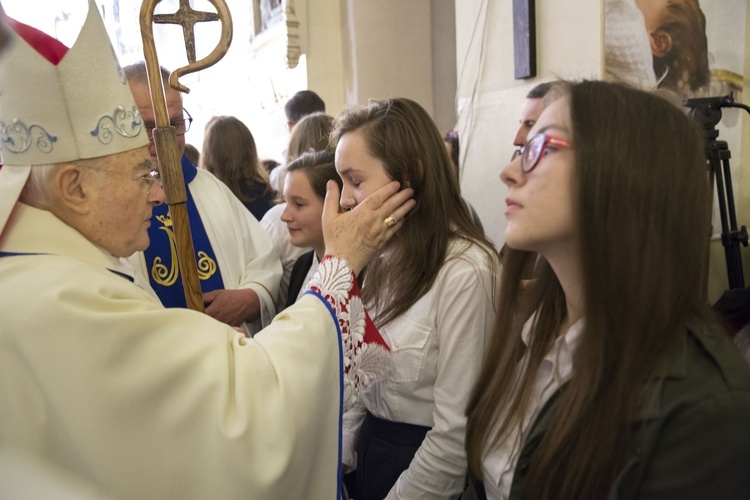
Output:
(517, 133), (572, 173)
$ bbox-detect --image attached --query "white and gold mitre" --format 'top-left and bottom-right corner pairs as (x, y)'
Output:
(0, 0), (148, 167)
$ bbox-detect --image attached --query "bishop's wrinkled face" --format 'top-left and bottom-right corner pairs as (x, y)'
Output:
(85, 147), (166, 257)
(335, 130), (393, 210)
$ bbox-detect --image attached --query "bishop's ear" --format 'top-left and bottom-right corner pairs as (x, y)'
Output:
(55, 164), (91, 215)
(649, 28), (673, 58)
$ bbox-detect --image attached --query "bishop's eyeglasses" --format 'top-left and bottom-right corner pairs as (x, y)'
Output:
(79, 163), (162, 193)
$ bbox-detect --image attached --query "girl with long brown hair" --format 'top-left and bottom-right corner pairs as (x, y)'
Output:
(201, 115), (276, 220)
(332, 98), (499, 499)
(464, 80), (750, 499)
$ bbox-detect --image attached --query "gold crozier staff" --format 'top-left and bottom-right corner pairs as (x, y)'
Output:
(138, 0), (233, 311)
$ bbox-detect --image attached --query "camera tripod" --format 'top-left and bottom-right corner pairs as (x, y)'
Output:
(684, 93), (750, 290)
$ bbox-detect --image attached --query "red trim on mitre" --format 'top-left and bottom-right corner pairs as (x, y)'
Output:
(7, 17), (68, 65)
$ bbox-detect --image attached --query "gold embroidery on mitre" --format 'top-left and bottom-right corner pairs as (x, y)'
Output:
(150, 213), (217, 286)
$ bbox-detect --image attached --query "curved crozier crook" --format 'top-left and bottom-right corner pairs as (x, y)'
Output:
(169, 0), (233, 94)
(140, 0), (233, 96)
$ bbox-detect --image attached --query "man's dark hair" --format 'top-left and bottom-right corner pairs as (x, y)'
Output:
(526, 81), (555, 99)
(285, 90), (325, 126)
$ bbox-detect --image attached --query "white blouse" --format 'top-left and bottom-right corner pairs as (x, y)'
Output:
(342, 240), (499, 499)
(482, 316), (584, 499)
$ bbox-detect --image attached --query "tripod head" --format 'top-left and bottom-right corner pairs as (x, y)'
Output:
(683, 93), (750, 142)
(683, 94), (734, 141)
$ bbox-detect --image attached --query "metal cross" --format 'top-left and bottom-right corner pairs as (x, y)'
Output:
(154, 0), (219, 63)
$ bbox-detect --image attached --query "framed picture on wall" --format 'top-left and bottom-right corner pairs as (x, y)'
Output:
(604, 0), (745, 100)
(252, 0), (282, 36)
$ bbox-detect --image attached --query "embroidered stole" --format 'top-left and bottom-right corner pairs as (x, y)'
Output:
(143, 156), (224, 308)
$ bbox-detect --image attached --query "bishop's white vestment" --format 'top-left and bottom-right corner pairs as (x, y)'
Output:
(0, 202), (351, 499)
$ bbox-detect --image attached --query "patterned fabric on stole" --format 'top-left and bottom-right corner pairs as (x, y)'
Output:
(144, 156), (224, 307)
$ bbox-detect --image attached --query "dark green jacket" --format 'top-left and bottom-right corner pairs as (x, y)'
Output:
(465, 321), (750, 499)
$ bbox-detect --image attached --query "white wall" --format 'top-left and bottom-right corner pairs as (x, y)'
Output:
(304, 0), (347, 118)
(305, 0), (456, 131)
(455, 0), (602, 247)
(338, 0), (434, 111)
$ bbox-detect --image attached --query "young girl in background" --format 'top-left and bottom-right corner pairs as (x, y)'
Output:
(281, 150), (341, 305)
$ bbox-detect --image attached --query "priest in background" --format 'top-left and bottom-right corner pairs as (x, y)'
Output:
(125, 61), (282, 336)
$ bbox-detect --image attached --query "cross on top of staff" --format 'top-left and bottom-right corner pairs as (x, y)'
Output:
(154, 0), (219, 63)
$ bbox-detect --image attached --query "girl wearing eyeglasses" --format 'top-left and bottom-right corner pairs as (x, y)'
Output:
(463, 80), (750, 499)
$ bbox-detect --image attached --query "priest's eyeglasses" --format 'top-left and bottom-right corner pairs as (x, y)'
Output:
(144, 108), (193, 140)
(517, 133), (572, 173)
